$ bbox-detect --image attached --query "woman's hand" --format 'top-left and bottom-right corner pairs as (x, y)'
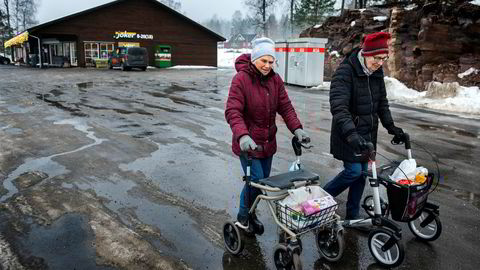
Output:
(239, 135), (257, 151)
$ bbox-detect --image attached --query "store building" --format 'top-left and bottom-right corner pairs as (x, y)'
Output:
(4, 0), (225, 67)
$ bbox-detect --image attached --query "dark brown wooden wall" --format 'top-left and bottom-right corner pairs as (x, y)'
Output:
(31, 0), (221, 67)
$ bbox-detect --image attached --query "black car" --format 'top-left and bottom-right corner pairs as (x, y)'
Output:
(0, 55), (11, 65)
(108, 47), (148, 71)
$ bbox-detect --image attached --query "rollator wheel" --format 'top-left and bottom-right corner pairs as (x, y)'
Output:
(363, 195), (388, 217)
(368, 228), (405, 267)
(223, 221), (244, 255)
(408, 209), (442, 241)
(273, 244), (303, 270)
(315, 228), (344, 262)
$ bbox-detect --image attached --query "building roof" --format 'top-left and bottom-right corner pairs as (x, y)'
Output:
(28, 0), (225, 41)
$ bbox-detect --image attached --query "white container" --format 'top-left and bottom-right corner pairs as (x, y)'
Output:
(286, 38), (328, 87)
(274, 40), (288, 82)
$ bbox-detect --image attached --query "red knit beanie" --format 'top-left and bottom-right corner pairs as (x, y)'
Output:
(361, 32), (391, 56)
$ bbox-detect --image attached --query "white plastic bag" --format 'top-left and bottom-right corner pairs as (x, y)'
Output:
(390, 159), (417, 181)
(289, 160), (300, 172)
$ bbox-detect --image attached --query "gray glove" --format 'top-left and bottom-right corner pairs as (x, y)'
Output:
(239, 135), (257, 151)
(294, 129), (308, 142)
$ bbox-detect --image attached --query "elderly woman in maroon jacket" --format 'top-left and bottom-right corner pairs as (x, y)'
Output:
(225, 37), (308, 234)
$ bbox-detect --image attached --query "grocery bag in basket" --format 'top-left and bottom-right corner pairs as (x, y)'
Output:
(390, 159), (416, 181)
(278, 186), (337, 230)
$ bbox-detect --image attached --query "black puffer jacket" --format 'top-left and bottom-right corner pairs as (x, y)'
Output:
(330, 48), (395, 162)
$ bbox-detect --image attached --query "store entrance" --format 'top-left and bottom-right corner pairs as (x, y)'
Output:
(43, 41), (77, 67)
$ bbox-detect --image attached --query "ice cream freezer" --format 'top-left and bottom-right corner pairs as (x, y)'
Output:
(275, 38), (328, 87)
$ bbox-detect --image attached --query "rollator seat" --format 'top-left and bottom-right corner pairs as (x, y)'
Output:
(258, 169), (320, 189)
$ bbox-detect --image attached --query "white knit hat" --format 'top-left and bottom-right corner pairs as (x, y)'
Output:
(251, 37), (276, 62)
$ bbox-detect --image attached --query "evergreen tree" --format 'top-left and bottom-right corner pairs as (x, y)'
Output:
(294, 0), (335, 28)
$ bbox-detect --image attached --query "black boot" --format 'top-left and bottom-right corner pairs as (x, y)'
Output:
(249, 212), (264, 235)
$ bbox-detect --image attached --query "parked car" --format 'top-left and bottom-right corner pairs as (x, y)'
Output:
(0, 55), (11, 65)
(108, 47), (148, 71)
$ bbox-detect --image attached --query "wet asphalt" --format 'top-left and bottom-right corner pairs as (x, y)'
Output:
(0, 64), (479, 270)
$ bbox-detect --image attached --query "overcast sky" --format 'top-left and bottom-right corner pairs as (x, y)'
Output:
(37, 0), (261, 25)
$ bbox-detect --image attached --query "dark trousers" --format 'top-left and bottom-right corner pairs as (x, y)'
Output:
(324, 161), (368, 219)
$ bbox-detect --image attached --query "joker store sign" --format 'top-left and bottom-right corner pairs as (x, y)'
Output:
(114, 31), (153, 40)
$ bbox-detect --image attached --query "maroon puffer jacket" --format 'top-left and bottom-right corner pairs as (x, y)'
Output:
(225, 54), (302, 158)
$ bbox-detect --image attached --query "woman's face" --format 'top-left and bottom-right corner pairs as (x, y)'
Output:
(364, 53), (389, 72)
(253, 55), (274, 75)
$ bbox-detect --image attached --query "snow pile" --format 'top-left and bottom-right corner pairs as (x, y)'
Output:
(458, 67), (479, 79)
(385, 77), (480, 116)
(350, 21), (356, 27)
(310, 81), (331, 91)
(218, 48), (251, 68)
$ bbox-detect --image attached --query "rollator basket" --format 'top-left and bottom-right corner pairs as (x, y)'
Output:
(384, 172), (434, 222)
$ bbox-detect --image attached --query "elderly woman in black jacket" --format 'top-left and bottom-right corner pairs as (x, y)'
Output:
(324, 32), (406, 220)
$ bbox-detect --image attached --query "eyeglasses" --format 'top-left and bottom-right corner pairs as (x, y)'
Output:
(373, 56), (389, 63)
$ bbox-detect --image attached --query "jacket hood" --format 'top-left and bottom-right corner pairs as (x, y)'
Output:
(235, 53), (274, 78)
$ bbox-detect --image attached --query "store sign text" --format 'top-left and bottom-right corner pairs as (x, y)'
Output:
(114, 31), (153, 40)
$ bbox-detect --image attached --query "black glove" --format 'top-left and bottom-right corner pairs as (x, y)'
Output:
(388, 126), (405, 144)
(346, 133), (368, 154)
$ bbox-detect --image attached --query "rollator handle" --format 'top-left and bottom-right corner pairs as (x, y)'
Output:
(365, 142), (376, 161)
(240, 146), (264, 182)
(292, 136), (312, 157)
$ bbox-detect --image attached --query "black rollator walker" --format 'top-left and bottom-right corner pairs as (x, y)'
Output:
(223, 137), (344, 270)
(330, 133), (442, 267)
(362, 133), (442, 242)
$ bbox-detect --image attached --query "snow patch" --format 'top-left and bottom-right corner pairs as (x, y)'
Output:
(350, 21), (356, 27)
(458, 67), (478, 79)
(168, 65), (216, 70)
(470, 0), (480, 6)
(329, 50), (340, 58)
(373, 16), (388, 22)
(384, 77), (480, 116)
(218, 48), (251, 68)
(310, 81), (331, 91)
(405, 4), (417, 11)
(314, 24), (322, 29)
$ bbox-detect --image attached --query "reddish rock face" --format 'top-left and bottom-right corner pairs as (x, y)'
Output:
(302, 2), (480, 89)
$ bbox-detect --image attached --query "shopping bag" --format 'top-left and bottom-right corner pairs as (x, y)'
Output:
(289, 160), (300, 171)
(390, 159), (417, 181)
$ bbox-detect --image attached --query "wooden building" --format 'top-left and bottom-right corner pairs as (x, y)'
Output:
(5, 0), (225, 67)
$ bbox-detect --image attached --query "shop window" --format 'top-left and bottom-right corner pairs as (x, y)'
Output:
(84, 42), (114, 66)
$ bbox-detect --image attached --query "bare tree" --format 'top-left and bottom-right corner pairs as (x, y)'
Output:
(2, 0), (12, 35)
(159, 0), (181, 11)
(244, 0), (276, 36)
(19, 0), (37, 31)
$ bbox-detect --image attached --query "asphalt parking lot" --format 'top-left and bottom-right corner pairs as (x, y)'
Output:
(1, 65), (479, 269)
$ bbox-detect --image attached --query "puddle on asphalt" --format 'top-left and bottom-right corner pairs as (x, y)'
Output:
(77, 82), (94, 89)
(144, 91), (205, 108)
(416, 124), (477, 138)
(49, 89), (64, 97)
(18, 213), (115, 270)
(4, 127), (23, 135)
(164, 83), (190, 95)
(36, 94), (88, 117)
(0, 118), (107, 202)
(438, 183), (480, 210)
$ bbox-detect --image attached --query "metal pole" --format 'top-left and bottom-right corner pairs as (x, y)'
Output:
(29, 34), (42, 68)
